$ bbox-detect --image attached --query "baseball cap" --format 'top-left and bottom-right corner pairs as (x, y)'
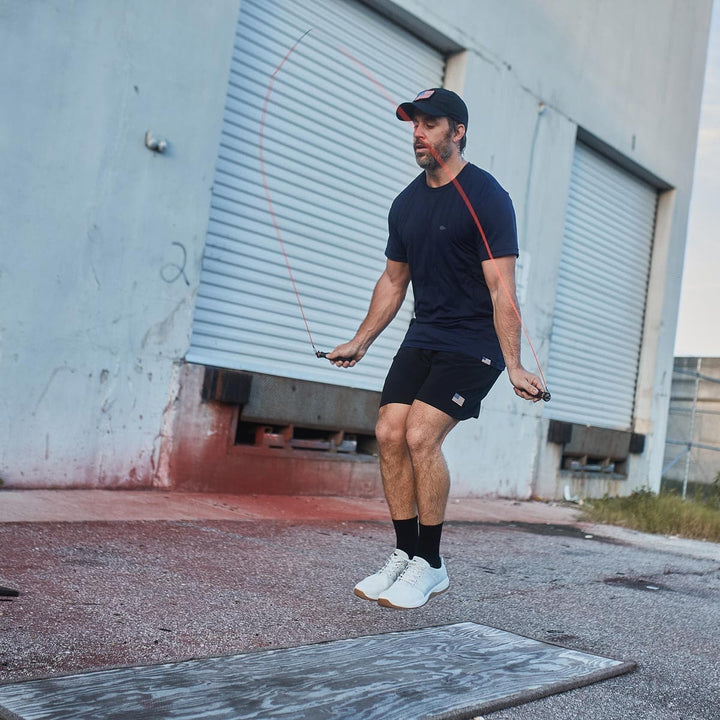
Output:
(396, 88), (468, 127)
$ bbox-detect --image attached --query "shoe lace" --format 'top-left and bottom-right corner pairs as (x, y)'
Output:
(397, 559), (425, 586)
(379, 552), (406, 577)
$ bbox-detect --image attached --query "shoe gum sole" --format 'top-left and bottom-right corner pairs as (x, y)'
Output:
(377, 584), (449, 610)
(353, 587), (380, 601)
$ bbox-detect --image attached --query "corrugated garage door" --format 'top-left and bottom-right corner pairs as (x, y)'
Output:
(186, 0), (445, 391)
(545, 142), (658, 430)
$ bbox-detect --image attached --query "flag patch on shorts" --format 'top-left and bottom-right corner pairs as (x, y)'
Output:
(481, 356), (492, 365)
(452, 393), (465, 407)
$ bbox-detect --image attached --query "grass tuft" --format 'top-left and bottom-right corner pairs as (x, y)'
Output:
(580, 488), (720, 543)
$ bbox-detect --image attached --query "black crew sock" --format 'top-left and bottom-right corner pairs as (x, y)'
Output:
(416, 522), (443, 569)
(392, 516), (418, 558)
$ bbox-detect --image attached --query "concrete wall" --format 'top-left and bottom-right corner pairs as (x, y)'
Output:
(663, 357), (720, 487)
(0, 0), (240, 487)
(0, 0), (712, 498)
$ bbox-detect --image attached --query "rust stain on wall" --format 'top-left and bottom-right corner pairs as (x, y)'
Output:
(162, 364), (383, 497)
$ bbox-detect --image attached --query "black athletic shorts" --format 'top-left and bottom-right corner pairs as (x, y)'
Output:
(380, 347), (502, 420)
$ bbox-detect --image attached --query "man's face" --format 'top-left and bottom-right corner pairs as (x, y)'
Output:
(412, 112), (460, 171)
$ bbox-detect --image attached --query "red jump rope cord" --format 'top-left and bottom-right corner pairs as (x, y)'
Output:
(258, 29), (319, 353)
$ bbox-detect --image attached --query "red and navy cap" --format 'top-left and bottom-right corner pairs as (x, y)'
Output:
(396, 88), (469, 127)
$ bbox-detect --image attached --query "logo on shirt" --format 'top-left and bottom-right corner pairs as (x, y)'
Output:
(452, 393), (465, 407)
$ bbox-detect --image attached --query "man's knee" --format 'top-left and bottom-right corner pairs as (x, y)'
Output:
(375, 411), (407, 450)
(405, 422), (436, 457)
(405, 405), (458, 457)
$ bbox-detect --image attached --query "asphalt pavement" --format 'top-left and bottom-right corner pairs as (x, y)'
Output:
(0, 490), (718, 719)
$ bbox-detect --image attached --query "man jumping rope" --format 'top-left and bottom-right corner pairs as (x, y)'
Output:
(326, 88), (544, 609)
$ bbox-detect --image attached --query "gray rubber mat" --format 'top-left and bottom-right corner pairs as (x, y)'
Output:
(0, 622), (634, 720)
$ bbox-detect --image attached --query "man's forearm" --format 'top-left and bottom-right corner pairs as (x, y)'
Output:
(483, 257), (544, 399)
(493, 293), (523, 370)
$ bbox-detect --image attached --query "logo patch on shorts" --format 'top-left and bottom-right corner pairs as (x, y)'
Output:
(452, 393), (465, 407)
(481, 357), (492, 365)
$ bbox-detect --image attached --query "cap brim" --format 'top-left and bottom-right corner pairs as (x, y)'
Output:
(395, 101), (448, 122)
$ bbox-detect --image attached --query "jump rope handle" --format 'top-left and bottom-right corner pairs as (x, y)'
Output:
(316, 350), (353, 362)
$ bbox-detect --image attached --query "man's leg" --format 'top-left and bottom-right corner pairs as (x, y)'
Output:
(376, 401), (457, 609)
(405, 400), (458, 526)
(407, 400), (457, 569)
(353, 402), (417, 602)
(375, 402), (415, 521)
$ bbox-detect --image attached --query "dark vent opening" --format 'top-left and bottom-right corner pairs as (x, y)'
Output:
(235, 421), (378, 457)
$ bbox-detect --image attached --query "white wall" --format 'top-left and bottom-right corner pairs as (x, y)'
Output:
(0, 0), (239, 487)
(0, 0), (712, 497)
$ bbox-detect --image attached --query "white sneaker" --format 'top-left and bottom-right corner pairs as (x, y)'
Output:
(353, 549), (410, 601)
(377, 556), (449, 609)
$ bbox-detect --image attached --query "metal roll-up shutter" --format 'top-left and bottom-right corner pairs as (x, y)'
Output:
(545, 142), (658, 430)
(186, 0), (444, 391)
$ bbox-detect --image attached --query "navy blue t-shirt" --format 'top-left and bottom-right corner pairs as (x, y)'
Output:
(385, 163), (518, 370)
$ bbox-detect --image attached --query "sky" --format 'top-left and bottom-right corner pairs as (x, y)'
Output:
(674, 1), (720, 357)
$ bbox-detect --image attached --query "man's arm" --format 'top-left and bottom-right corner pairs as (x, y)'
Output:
(482, 256), (545, 402)
(325, 259), (411, 368)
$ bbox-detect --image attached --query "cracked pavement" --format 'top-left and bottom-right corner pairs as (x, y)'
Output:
(0, 492), (718, 719)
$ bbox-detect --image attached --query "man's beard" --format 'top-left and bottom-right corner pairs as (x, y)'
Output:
(414, 128), (455, 170)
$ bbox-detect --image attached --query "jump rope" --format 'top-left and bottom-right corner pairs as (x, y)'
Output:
(258, 30), (551, 402)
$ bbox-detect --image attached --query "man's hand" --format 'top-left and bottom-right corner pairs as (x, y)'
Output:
(507, 366), (546, 402)
(325, 341), (366, 368)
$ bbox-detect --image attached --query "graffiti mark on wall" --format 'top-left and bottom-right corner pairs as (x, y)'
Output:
(160, 242), (190, 286)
